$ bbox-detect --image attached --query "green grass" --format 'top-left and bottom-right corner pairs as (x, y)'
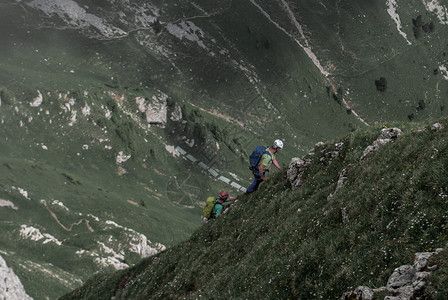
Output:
(2, 0), (448, 298)
(61, 118), (448, 299)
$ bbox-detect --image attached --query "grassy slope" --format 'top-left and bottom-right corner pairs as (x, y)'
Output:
(293, 0), (448, 123)
(150, 0), (359, 155)
(62, 118), (448, 299)
(0, 86), (204, 298)
(0, 13), (201, 296)
(2, 0), (448, 298)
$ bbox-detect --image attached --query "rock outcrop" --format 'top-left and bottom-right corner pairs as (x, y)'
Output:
(327, 166), (349, 201)
(287, 157), (311, 188)
(135, 93), (169, 126)
(431, 123), (443, 131)
(320, 142), (344, 163)
(288, 141), (344, 189)
(342, 249), (442, 300)
(0, 255), (33, 300)
(341, 286), (373, 300)
(360, 128), (402, 163)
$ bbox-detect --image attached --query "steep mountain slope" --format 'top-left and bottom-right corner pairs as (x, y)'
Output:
(62, 119), (448, 299)
(1, 0), (448, 298)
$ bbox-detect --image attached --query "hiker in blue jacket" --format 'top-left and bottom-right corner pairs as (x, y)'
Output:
(247, 139), (283, 194)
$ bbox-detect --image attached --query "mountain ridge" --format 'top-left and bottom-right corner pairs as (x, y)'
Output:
(62, 118), (448, 299)
(1, 0), (448, 298)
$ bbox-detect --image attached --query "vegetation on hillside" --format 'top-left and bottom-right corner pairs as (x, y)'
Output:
(2, 0), (448, 298)
(62, 118), (448, 299)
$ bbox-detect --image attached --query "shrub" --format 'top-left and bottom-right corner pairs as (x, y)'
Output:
(413, 26), (422, 39)
(62, 173), (81, 185)
(151, 19), (162, 34)
(429, 22), (435, 33)
(375, 77), (388, 92)
(412, 15), (423, 27)
(96, 118), (110, 129)
(417, 100), (425, 111)
(412, 15), (435, 38)
(0, 90), (12, 105)
(332, 87), (344, 104)
(422, 22), (435, 33)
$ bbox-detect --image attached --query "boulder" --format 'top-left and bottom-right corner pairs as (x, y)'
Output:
(431, 123), (442, 131)
(342, 249), (441, 300)
(378, 127), (402, 140)
(287, 157), (311, 188)
(386, 265), (417, 291)
(0, 255), (32, 300)
(341, 286), (374, 300)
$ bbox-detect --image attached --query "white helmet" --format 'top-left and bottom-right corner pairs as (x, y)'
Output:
(273, 139), (283, 149)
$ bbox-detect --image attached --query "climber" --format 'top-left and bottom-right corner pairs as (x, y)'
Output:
(211, 191), (236, 218)
(201, 191), (236, 224)
(246, 139), (283, 194)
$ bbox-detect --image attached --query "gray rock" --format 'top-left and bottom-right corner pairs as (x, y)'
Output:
(341, 286), (373, 300)
(431, 123), (442, 131)
(0, 255), (33, 300)
(328, 167), (349, 201)
(413, 271), (430, 289)
(385, 250), (439, 298)
(287, 157), (311, 189)
(360, 128), (402, 163)
(378, 127), (402, 140)
(384, 295), (408, 300)
(308, 142), (325, 155)
(414, 252), (434, 271)
(342, 249), (442, 299)
(321, 142), (344, 163)
(387, 265), (417, 290)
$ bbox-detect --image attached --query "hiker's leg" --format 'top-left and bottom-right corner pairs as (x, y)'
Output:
(247, 177), (258, 193)
(247, 172), (262, 193)
(252, 170), (267, 191)
(253, 178), (262, 191)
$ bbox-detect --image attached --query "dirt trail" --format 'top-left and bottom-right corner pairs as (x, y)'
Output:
(189, 102), (245, 127)
(42, 200), (94, 232)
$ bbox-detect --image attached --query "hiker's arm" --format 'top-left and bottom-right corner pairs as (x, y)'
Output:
(259, 164), (269, 180)
(218, 204), (229, 216)
(273, 156), (282, 171)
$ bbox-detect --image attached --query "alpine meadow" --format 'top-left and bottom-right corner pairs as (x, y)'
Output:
(0, 0), (448, 299)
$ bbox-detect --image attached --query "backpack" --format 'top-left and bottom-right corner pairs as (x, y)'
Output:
(249, 146), (272, 170)
(202, 197), (217, 219)
(210, 201), (223, 219)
